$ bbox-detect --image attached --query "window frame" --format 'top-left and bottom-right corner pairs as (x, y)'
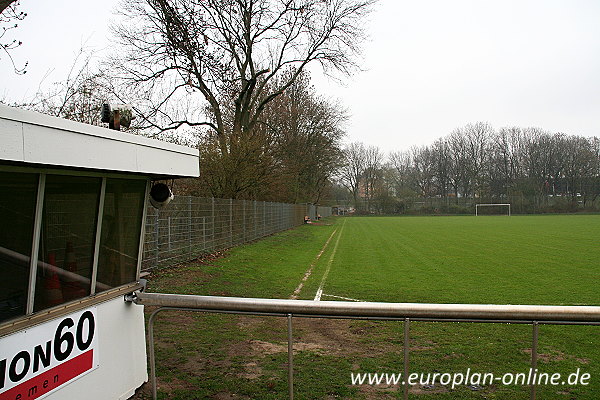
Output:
(0, 165), (150, 332)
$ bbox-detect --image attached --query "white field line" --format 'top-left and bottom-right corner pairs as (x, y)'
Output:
(321, 294), (364, 302)
(290, 228), (338, 299)
(314, 220), (346, 302)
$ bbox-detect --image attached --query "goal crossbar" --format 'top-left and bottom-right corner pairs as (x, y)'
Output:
(475, 203), (511, 216)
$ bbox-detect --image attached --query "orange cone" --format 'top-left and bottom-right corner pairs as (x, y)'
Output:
(45, 253), (64, 306)
(62, 242), (87, 300)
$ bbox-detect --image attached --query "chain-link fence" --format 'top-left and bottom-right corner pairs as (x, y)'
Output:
(141, 196), (332, 271)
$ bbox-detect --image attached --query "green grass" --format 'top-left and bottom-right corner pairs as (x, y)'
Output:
(136, 215), (600, 399)
(148, 222), (338, 299)
(301, 215), (600, 305)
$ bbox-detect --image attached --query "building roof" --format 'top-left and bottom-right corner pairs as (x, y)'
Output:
(0, 105), (199, 178)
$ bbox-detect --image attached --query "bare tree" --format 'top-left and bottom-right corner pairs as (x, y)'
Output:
(586, 137), (600, 206)
(447, 128), (467, 201)
(266, 71), (346, 203)
(445, 122), (492, 200)
(362, 145), (383, 211)
(410, 145), (435, 199)
(388, 150), (412, 195)
(11, 48), (111, 125)
(337, 123), (600, 214)
(462, 122), (492, 198)
(110, 0), (374, 197)
(488, 126), (522, 199)
(520, 128), (564, 205)
(562, 136), (596, 203)
(431, 138), (451, 202)
(0, 0), (26, 74)
(0, 0), (16, 14)
(338, 142), (366, 210)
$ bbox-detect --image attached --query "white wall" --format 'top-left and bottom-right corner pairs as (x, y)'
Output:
(44, 298), (148, 400)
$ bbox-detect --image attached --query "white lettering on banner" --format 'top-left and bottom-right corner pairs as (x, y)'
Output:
(0, 308), (99, 399)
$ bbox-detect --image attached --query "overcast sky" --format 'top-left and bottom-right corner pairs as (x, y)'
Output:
(2, 0), (599, 152)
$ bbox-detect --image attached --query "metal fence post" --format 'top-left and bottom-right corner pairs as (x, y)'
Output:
(148, 308), (160, 400)
(403, 318), (410, 400)
(230, 198), (233, 246)
(211, 197), (215, 250)
(287, 313), (294, 400)
(201, 217), (206, 251)
(531, 321), (539, 400)
(168, 216), (172, 251)
(154, 212), (159, 269)
(188, 197), (192, 259)
(242, 199), (246, 243)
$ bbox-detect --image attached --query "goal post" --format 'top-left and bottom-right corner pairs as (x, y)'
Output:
(475, 203), (511, 216)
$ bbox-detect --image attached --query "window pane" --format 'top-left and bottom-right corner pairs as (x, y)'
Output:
(0, 172), (38, 323)
(96, 178), (146, 292)
(34, 175), (101, 312)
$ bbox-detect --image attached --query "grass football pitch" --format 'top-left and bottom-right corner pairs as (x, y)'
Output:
(298, 215), (600, 305)
(139, 214), (600, 399)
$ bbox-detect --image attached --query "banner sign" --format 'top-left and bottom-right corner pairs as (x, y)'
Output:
(0, 307), (99, 400)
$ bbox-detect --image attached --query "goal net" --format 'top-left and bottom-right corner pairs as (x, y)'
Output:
(475, 203), (511, 216)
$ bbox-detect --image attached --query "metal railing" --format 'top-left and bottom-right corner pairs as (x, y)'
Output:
(142, 197), (332, 271)
(127, 291), (600, 400)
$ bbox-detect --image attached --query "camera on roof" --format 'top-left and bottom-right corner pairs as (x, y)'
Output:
(101, 103), (136, 130)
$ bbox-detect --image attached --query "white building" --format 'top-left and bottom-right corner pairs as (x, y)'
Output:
(0, 105), (199, 400)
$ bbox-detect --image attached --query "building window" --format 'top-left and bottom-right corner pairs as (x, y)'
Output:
(34, 175), (102, 312)
(0, 172), (39, 323)
(96, 178), (146, 292)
